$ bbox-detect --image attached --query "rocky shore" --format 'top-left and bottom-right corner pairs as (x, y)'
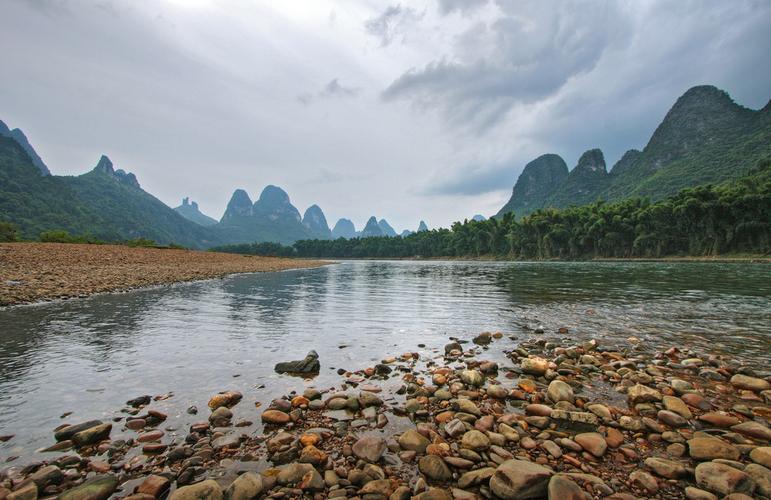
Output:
(1, 331), (770, 500)
(0, 243), (327, 306)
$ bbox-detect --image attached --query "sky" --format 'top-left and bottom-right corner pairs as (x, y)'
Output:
(1, 0), (770, 232)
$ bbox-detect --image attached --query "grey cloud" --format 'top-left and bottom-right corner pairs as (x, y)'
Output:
(437, 0), (488, 16)
(423, 158), (521, 196)
(297, 78), (360, 104)
(364, 4), (424, 47)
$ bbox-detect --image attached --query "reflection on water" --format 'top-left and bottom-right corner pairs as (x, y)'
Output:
(0, 261), (769, 460)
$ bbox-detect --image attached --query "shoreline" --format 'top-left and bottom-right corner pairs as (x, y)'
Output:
(316, 255), (771, 263)
(1, 331), (768, 499)
(0, 242), (329, 307)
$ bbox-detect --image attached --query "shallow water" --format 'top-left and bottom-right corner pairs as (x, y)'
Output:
(0, 260), (769, 462)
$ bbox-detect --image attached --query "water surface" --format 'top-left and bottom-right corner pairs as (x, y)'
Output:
(1, 260), (769, 461)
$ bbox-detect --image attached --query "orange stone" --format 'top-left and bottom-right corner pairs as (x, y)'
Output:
(300, 433), (321, 447)
(291, 396), (310, 408)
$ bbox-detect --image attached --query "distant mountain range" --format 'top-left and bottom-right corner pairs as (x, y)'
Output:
(174, 198), (218, 226)
(497, 85), (771, 217)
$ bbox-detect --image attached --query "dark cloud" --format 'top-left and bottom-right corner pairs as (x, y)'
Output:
(364, 4), (424, 47)
(437, 0), (488, 16)
(423, 159), (517, 196)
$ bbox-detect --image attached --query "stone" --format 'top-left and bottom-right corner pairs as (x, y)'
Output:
(731, 421), (771, 441)
(413, 489), (452, 500)
(54, 420), (103, 442)
(6, 483), (36, 500)
(398, 429), (430, 453)
(731, 374), (770, 392)
(277, 463), (324, 490)
(136, 475), (171, 498)
(547, 475), (583, 500)
(359, 391), (383, 408)
(658, 410), (688, 428)
(605, 428), (624, 448)
(274, 351), (320, 374)
(587, 404), (612, 421)
(628, 384), (662, 404)
(72, 423), (112, 447)
(745, 463), (771, 497)
(546, 380), (574, 404)
(645, 457), (688, 479)
(460, 370), (484, 387)
(225, 472), (263, 500)
(419, 455), (452, 482)
(695, 462), (755, 496)
(454, 399), (481, 417)
(490, 459), (553, 499)
(359, 479), (396, 496)
(461, 430), (490, 452)
(699, 413), (740, 427)
(574, 432), (607, 457)
(521, 357), (549, 376)
(663, 395), (693, 419)
(458, 467), (495, 489)
(208, 391), (243, 410)
(688, 437), (741, 461)
(684, 487), (718, 500)
(487, 385), (508, 399)
(352, 436), (386, 462)
(550, 410), (599, 429)
(261, 410), (290, 425)
(299, 445), (327, 465)
(60, 475), (119, 500)
(30, 465), (63, 488)
(751, 447), (771, 468)
(630, 470), (659, 494)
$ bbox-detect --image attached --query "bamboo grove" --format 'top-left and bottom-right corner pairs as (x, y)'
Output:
(214, 162), (770, 260)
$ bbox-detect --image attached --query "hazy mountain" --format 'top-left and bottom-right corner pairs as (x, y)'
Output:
(331, 218), (357, 239)
(0, 136), (220, 247)
(174, 197), (218, 226)
(497, 85), (771, 217)
(471, 214), (486, 221)
(377, 218), (397, 237)
(400, 230), (412, 237)
(361, 216), (384, 237)
(0, 120), (50, 176)
(215, 185), (310, 245)
(302, 204), (332, 240)
(417, 220), (429, 232)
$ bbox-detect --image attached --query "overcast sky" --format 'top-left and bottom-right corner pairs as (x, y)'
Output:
(1, 0), (769, 232)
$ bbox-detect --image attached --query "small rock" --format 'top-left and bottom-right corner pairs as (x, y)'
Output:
(224, 472), (263, 500)
(695, 461), (755, 496)
(352, 436), (386, 463)
(574, 432), (607, 457)
(60, 475), (119, 500)
(490, 459), (553, 499)
(418, 455), (452, 482)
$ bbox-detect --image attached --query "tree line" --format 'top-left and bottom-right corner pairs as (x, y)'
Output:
(212, 162), (770, 260)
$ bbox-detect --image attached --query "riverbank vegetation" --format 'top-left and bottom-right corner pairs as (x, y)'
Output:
(214, 162), (770, 259)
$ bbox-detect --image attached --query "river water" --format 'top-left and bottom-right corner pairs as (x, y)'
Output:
(0, 260), (769, 462)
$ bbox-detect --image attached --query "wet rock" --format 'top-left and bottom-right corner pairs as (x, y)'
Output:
(419, 455), (452, 482)
(277, 463), (324, 490)
(30, 465), (63, 488)
(274, 351), (320, 375)
(688, 437), (741, 461)
(490, 459), (553, 499)
(136, 475), (171, 498)
(574, 432), (606, 457)
(54, 420), (103, 442)
(398, 429), (429, 453)
(628, 384), (662, 404)
(457, 467), (495, 489)
(208, 391), (243, 410)
(745, 463), (771, 497)
(6, 482), (37, 500)
(526, 404), (553, 417)
(454, 399), (481, 417)
(730, 374), (770, 392)
(487, 385), (507, 399)
(261, 410), (290, 425)
(353, 436), (386, 462)
(699, 412), (739, 427)
(224, 472), (262, 500)
(546, 380), (574, 404)
(684, 486), (718, 500)
(472, 332), (492, 345)
(72, 423), (112, 447)
(695, 461), (755, 496)
(460, 370), (484, 387)
(658, 410), (688, 428)
(169, 480), (223, 500)
(358, 391), (383, 408)
(60, 475), (119, 500)
(126, 395), (152, 408)
(645, 457), (688, 479)
(663, 395), (693, 419)
(461, 430), (490, 452)
(299, 445), (327, 466)
(521, 357), (548, 376)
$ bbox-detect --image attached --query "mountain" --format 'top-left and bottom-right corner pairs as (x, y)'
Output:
(174, 197), (218, 226)
(0, 136), (220, 247)
(496, 154), (568, 217)
(361, 216), (384, 237)
(496, 85), (771, 217)
(332, 218), (357, 239)
(0, 120), (50, 176)
(377, 218), (397, 237)
(417, 221), (429, 232)
(400, 230), (412, 237)
(302, 204), (332, 239)
(215, 185), (311, 245)
(471, 214), (487, 221)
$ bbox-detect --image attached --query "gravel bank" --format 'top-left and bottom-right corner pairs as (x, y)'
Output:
(0, 243), (327, 306)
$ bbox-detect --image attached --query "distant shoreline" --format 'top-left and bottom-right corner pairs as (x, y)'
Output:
(304, 255), (771, 264)
(0, 242), (329, 307)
